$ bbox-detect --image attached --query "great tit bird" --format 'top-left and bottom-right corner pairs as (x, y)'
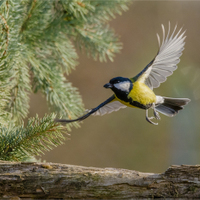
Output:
(56, 23), (190, 125)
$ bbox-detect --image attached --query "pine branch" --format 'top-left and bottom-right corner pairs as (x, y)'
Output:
(61, 0), (131, 62)
(0, 0), (32, 124)
(8, 53), (31, 124)
(0, 0), (132, 162)
(54, 35), (79, 75)
(0, 113), (66, 161)
(61, 0), (131, 23)
(29, 47), (84, 128)
(0, 2), (12, 126)
(92, 0), (131, 20)
(75, 24), (122, 62)
(0, 0), (131, 124)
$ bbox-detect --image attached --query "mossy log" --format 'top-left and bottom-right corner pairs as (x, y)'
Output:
(0, 161), (200, 199)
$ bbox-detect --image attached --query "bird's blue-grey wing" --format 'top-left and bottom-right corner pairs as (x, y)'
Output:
(55, 95), (126, 123)
(132, 22), (186, 90)
(92, 99), (127, 116)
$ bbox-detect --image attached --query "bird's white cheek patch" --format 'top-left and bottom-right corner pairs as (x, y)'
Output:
(114, 81), (130, 92)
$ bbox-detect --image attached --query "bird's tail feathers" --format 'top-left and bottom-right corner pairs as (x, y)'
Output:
(155, 96), (190, 117)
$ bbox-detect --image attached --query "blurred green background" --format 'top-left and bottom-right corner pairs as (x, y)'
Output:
(29, 1), (199, 173)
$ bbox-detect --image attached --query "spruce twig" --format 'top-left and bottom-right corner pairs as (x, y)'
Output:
(0, 114), (66, 161)
(0, 0), (132, 161)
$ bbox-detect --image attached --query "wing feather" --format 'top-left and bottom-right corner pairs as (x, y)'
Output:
(92, 100), (127, 116)
(133, 22), (186, 89)
(55, 95), (126, 123)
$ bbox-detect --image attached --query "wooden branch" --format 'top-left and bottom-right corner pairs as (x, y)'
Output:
(0, 161), (200, 199)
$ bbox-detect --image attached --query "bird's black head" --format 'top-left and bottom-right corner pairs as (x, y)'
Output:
(104, 77), (133, 94)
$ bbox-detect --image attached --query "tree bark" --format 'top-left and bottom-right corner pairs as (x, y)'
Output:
(0, 161), (200, 199)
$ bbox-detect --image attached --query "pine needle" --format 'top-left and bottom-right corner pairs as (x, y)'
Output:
(0, 114), (67, 161)
(0, 0), (132, 161)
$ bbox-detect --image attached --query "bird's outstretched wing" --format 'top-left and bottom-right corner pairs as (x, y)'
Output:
(55, 95), (127, 123)
(131, 23), (186, 90)
(91, 98), (127, 116)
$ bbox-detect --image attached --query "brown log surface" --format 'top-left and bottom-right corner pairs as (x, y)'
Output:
(0, 161), (200, 199)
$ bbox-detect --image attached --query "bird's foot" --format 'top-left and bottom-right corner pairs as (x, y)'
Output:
(146, 109), (158, 125)
(153, 108), (161, 120)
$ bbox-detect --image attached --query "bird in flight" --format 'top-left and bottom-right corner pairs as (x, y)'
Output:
(56, 23), (190, 125)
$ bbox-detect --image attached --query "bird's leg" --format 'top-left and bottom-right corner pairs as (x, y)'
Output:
(152, 103), (161, 120)
(145, 109), (158, 125)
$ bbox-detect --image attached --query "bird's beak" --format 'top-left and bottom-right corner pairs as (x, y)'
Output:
(104, 83), (112, 88)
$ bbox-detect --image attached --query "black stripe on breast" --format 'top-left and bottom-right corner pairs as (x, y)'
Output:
(129, 101), (152, 110)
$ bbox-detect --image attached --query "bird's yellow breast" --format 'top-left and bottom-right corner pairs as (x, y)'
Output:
(115, 81), (156, 108)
